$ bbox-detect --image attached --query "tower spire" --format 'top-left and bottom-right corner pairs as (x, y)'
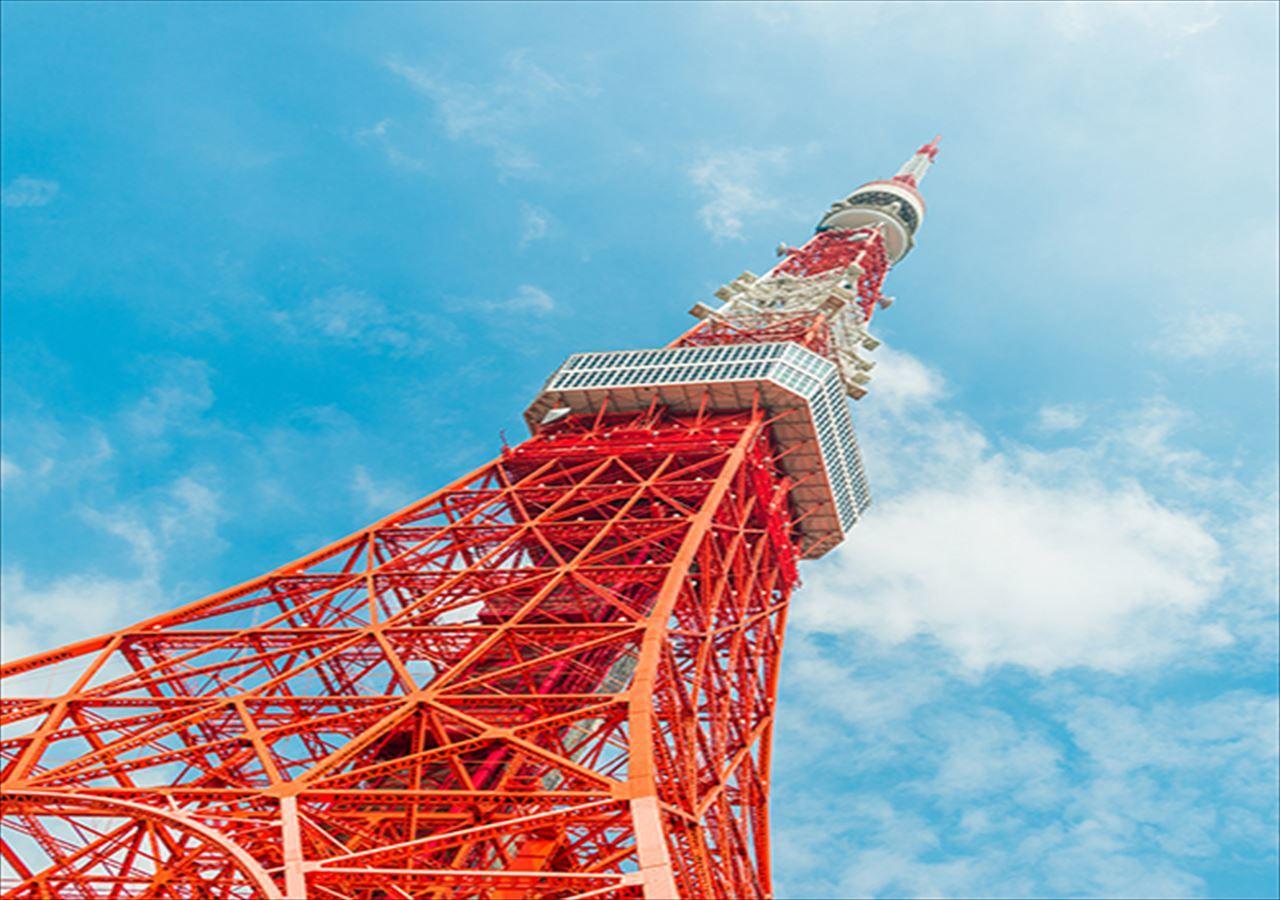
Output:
(816, 136), (941, 263)
(892, 135), (941, 188)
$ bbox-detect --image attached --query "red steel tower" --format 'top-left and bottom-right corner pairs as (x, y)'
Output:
(1, 140), (940, 899)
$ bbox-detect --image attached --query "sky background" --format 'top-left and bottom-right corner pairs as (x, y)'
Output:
(2, 2), (1277, 897)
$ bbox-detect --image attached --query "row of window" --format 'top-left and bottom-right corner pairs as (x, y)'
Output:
(543, 339), (869, 534)
(811, 401), (857, 529)
(550, 359), (775, 391)
(780, 343), (834, 377)
(563, 342), (788, 373)
(771, 363), (821, 396)
(808, 376), (871, 529)
(560, 342), (839, 384)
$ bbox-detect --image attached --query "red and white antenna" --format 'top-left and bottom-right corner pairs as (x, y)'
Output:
(816, 136), (941, 263)
(891, 135), (941, 189)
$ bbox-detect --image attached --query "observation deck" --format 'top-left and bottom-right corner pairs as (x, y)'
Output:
(525, 340), (871, 558)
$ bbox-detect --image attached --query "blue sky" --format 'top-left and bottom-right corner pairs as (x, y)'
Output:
(2, 2), (1276, 897)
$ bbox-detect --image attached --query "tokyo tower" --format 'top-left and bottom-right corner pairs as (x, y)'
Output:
(1, 140), (940, 899)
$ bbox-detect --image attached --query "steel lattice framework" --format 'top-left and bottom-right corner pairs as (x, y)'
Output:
(1, 141), (939, 899)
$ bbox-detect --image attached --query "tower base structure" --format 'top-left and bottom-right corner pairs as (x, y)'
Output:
(2, 406), (795, 899)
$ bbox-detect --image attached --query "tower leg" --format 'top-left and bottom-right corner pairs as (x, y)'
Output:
(2, 406), (798, 898)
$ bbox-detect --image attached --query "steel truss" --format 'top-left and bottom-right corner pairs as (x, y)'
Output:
(2, 405), (798, 899)
(3, 139), (942, 898)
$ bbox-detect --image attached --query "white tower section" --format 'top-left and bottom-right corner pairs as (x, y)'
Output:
(690, 265), (881, 399)
(687, 138), (940, 399)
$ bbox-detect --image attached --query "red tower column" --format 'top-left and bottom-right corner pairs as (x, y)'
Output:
(2, 406), (797, 898)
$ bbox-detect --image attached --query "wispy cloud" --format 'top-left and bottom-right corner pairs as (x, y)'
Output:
(0, 570), (163, 668)
(123, 357), (215, 441)
(480, 284), (557, 316)
(519, 204), (552, 246)
(351, 464), (412, 515)
(1037, 403), (1087, 432)
(773, 634), (1278, 899)
(688, 147), (789, 240)
(82, 476), (223, 574)
(386, 50), (592, 177)
(1, 473), (223, 666)
(2, 176), (59, 208)
(1150, 310), (1259, 363)
(355, 118), (427, 173)
(1048, 1), (1222, 46)
(0, 455), (21, 489)
(273, 288), (452, 357)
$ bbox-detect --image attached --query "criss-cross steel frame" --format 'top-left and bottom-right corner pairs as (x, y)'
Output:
(3, 404), (796, 899)
(2, 139), (941, 898)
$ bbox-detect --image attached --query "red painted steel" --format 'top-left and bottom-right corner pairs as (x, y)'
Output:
(891, 135), (941, 188)
(776, 229), (890, 320)
(677, 308), (834, 358)
(2, 405), (799, 898)
(2, 142), (936, 897)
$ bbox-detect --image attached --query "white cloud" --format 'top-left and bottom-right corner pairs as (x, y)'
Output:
(81, 475), (224, 574)
(275, 288), (448, 356)
(157, 477), (222, 548)
(2, 416), (114, 508)
(864, 345), (946, 414)
(803, 474), (1223, 672)
(1059, 690), (1278, 786)
(123, 357), (215, 440)
(688, 147), (789, 239)
(1047, 1), (1222, 46)
(309, 290), (397, 340)
(1151, 310), (1262, 363)
(481, 284), (557, 315)
(351, 465), (412, 515)
(927, 709), (1065, 808)
(1, 474), (222, 667)
(1108, 398), (1216, 491)
(832, 803), (974, 900)
(0, 455), (21, 488)
(506, 284), (556, 313)
(773, 633), (1278, 899)
(799, 351), (1242, 673)
(1222, 491), (1280, 633)
(1, 176), (59, 208)
(355, 118), (427, 173)
(519, 204), (552, 246)
(81, 506), (163, 576)
(1036, 403), (1086, 432)
(782, 633), (944, 737)
(387, 50), (591, 177)
(1041, 691), (1279, 891)
(0, 569), (164, 669)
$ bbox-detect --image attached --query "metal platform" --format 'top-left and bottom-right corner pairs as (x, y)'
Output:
(525, 340), (871, 558)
